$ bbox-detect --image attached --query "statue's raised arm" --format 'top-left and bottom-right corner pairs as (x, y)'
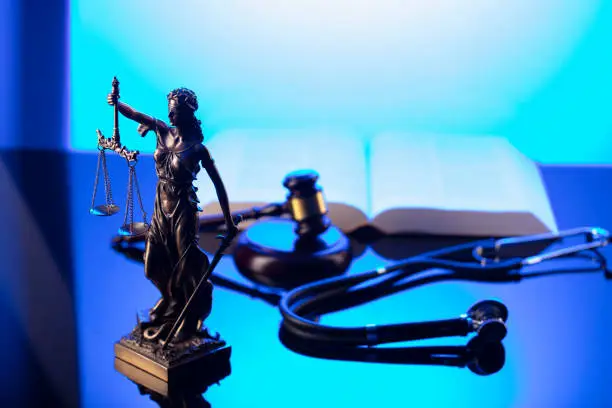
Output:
(107, 85), (168, 138)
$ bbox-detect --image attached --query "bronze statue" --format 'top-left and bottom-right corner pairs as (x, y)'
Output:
(107, 85), (236, 342)
(92, 77), (237, 381)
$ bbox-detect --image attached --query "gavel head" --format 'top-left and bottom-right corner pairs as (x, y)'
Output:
(282, 170), (332, 239)
(466, 300), (509, 343)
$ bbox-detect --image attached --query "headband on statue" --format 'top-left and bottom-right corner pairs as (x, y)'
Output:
(167, 88), (199, 112)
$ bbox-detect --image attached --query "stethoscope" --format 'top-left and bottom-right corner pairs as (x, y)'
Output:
(278, 227), (611, 348)
(112, 226), (611, 358)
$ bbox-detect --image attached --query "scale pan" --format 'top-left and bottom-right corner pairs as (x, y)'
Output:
(90, 204), (120, 216)
(118, 222), (149, 237)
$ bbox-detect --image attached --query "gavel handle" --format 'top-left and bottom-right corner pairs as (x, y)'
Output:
(110, 202), (287, 244)
(199, 202), (286, 231)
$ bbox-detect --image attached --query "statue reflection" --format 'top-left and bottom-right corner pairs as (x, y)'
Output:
(138, 386), (211, 408)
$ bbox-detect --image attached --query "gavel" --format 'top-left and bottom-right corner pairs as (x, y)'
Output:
(199, 170), (333, 238)
(112, 170), (335, 244)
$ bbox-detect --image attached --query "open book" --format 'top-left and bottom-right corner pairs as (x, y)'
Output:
(194, 130), (557, 237)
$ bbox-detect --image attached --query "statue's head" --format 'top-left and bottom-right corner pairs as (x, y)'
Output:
(167, 88), (198, 126)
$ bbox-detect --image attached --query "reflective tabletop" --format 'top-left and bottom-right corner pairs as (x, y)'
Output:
(70, 154), (612, 408)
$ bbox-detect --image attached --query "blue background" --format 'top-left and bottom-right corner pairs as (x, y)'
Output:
(70, 0), (612, 164)
(1, 0), (76, 406)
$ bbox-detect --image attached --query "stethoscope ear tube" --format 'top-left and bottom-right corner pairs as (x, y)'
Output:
(279, 325), (507, 375)
(279, 317), (471, 346)
(277, 239), (538, 348)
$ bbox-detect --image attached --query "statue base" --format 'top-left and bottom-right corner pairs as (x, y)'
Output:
(115, 352), (231, 398)
(114, 315), (231, 384)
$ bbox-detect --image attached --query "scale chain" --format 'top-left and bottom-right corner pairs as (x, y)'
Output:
(102, 149), (114, 207)
(90, 149), (103, 211)
(132, 165), (148, 225)
(124, 165), (135, 233)
(129, 167), (134, 233)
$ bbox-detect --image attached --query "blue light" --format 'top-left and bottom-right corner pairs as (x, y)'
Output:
(0, 0), (17, 148)
(70, 1), (611, 163)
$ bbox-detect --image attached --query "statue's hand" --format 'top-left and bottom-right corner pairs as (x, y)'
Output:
(137, 123), (152, 137)
(217, 215), (241, 242)
(107, 93), (117, 106)
(226, 220), (239, 238)
(233, 214), (244, 226)
(229, 214), (244, 235)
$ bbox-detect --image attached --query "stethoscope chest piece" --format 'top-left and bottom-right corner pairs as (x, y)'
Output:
(233, 218), (352, 289)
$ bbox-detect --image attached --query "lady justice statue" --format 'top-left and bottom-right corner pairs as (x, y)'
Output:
(95, 78), (238, 381)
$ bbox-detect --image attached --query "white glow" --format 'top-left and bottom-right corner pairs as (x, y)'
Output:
(71, 1), (606, 162)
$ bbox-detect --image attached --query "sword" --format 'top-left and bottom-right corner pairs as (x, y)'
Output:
(161, 220), (241, 349)
(111, 76), (120, 143)
(97, 77), (140, 162)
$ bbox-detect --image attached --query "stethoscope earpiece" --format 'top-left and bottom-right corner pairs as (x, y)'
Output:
(466, 300), (508, 343)
(465, 336), (506, 376)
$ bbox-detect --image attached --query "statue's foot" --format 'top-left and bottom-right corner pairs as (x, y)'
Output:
(195, 326), (222, 342)
(169, 319), (197, 344)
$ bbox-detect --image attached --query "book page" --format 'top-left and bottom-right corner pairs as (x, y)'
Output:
(369, 132), (446, 215)
(195, 129), (369, 231)
(435, 134), (524, 212)
(507, 148), (558, 235)
(369, 132), (557, 236)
